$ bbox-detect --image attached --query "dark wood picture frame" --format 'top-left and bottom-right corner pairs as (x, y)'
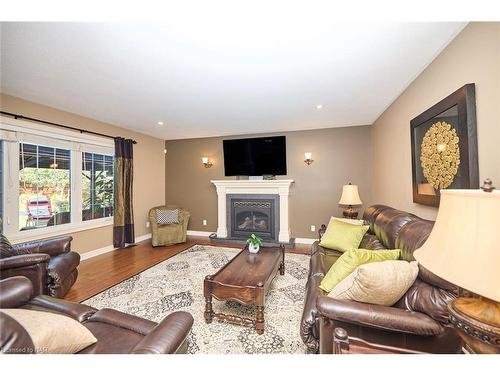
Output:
(410, 83), (479, 207)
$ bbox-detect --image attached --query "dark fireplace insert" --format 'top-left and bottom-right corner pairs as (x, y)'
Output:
(227, 194), (279, 242)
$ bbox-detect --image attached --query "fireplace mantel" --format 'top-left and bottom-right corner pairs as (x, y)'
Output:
(211, 180), (294, 242)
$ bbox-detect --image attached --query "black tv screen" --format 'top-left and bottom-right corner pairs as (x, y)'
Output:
(223, 136), (287, 176)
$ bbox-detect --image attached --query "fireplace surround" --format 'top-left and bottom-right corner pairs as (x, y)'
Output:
(211, 179), (294, 243)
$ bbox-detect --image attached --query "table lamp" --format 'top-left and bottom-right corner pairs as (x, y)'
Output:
(338, 183), (363, 219)
(413, 179), (500, 354)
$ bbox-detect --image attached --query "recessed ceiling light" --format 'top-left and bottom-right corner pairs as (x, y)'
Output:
(316, 104), (323, 109)
(157, 121), (164, 125)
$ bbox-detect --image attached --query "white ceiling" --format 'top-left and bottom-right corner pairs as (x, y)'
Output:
(0, 20), (465, 140)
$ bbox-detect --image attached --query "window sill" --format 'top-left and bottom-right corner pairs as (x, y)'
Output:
(8, 217), (114, 245)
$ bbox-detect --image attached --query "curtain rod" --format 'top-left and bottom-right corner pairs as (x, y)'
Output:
(0, 110), (137, 144)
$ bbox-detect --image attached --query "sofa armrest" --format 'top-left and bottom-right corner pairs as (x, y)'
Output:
(317, 296), (442, 336)
(28, 295), (98, 322)
(131, 311), (194, 354)
(13, 236), (72, 257)
(0, 276), (34, 308)
(48, 251), (80, 282)
(0, 253), (50, 270)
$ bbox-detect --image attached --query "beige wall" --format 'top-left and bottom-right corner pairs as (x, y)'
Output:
(1, 94), (166, 254)
(371, 22), (500, 220)
(165, 126), (372, 239)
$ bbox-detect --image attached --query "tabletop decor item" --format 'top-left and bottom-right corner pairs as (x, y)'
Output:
(246, 233), (263, 253)
(413, 179), (500, 353)
(410, 83), (478, 207)
(338, 183), (363, 219)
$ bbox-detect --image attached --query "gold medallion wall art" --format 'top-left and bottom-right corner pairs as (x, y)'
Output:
(420, 121), (460, 190)
(410, 84), (479, 207)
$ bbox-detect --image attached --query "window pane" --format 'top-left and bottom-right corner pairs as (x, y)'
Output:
(18, 143), (71, 231)
(82, 152), (114, 221)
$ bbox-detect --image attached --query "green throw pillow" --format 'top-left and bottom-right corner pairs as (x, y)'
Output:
(319, 219), (369, 253)
(319, 248), (401, 293)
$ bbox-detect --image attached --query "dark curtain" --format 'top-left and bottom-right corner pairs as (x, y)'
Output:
(113, 137), (135, 248)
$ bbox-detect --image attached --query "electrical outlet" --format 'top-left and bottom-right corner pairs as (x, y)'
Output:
(146, 221), (150, 228)
(310, 225), (316, 232)
(203, 219), (207, 226)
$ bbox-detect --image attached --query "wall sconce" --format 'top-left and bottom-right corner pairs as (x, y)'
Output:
(304, 152), (314, 165)
(202, 157), (213, 168)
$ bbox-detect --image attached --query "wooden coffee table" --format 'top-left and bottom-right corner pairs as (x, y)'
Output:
(204, 244), (285, 334)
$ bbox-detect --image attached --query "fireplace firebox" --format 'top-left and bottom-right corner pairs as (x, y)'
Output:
(227, 194), (280, 242)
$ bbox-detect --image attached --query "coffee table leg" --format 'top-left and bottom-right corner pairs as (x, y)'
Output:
(204, 296), (213, 323)
(256, 305), (265, 334)
(204, 275), (213, 324)
(279, 244), (285, 275)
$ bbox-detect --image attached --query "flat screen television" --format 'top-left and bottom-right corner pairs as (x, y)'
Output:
(223, 136), (287, 176)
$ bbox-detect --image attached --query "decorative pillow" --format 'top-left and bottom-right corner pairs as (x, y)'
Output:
(1, 309), (97, 354)
(0, 234), (15, 259)
(319, 218), (369, 253)
(328, 260), (419, 306)
(319, 248), (401, 293)
(331, 217), (365, 226)
(156, 209), (179, 224)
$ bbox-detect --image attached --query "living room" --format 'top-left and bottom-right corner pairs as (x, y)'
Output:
(1, 0), (499, 372)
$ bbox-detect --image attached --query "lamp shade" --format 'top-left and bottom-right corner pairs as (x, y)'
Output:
(338, 183), (362, 206)
(413, 189), (500, 302)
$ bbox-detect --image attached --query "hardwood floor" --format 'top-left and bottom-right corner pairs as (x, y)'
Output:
(65, 235), (312, 303)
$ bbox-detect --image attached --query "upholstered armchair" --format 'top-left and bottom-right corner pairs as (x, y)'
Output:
(0, 234), (80, 298)
(149, 205), (190, 247)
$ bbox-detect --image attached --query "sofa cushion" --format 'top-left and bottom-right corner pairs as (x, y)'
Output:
(373, 208), (418, 249)
(319, 219), (369, 253)
(396, 278), (457, 324)
(328, 260), (419, 306)
(309, 242), (343, 277)
(1, 308), (97, 353)
(319, 248), (401, 293)
(359, 233), (386, 250)
(156, 209), (179, 224)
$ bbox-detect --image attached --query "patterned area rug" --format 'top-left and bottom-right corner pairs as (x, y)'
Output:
(83, 245), (310, 354)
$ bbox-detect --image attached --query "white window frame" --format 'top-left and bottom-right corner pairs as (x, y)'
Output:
(1, 115), (115, 244)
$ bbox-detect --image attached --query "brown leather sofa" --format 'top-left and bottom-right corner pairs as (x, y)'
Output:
(300, 205), (462, 354)
(0, 276), (194, 354)
(0, 234), (80, 298)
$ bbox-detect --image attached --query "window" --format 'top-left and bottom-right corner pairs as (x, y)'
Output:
(1, 116), (115, 241)
(82, 152), (114, 221)
(19, 143), (71, 230)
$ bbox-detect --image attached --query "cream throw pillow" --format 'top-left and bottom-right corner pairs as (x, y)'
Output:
(328, 260), (419, 306)
(1, 309), (97, 354)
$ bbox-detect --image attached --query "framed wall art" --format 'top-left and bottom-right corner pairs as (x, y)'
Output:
(410, 83), (479, 207)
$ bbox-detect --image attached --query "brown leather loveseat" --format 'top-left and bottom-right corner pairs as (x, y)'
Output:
(300, 205), (462, 354)
(0, 234), (79, 298)
(0, 276), (194, 354)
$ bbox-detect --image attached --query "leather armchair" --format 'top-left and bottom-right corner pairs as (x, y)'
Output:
(149, 205), (190, 247)
(0, 234), (80, 298)
(0, 276), (194, 354)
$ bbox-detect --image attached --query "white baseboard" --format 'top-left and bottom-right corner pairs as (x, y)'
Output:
(187, 230), (213, 237)
(80, 233), (152, 261)
(294, 237), (317, 245)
